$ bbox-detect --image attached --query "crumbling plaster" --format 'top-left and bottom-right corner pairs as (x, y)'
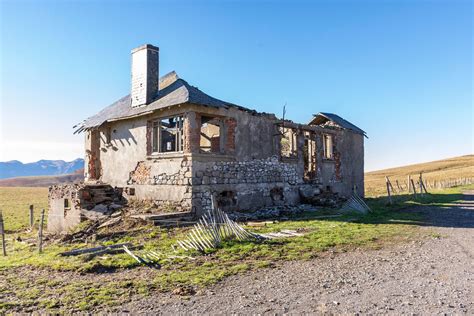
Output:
(83, 102), (364, 216)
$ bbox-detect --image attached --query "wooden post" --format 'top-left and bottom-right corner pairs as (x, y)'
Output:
(386, 178), (393, 205)
(408, 175), (412, 194)
(395, 180), (402, 193)
(0, 210), (6, 256)
(38, 209), (45, 253)
(385, 176), (395, 194)
(410, 179), (417, 198)
(419, 173), (424, 197)
(29, 204), (34, 228)
(420, 176), (428, 194)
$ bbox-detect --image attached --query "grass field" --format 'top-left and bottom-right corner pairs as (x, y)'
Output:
(365, 155), (474, 197)
(2, 184), (473, 312)
(0, 187), (48, 232)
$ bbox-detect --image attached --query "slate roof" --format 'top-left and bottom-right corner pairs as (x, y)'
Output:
(74, 71), (249, 133)
(309, 112), (367, 137)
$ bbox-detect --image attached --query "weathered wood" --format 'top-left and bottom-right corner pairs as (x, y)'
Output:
(410, 179), (417, 198)
(408, 175), (412, 193)
(386, 178), (393, 205)
(123, 245), (145, 264)
(395, 180), (402, 193)
(38, 209), (45, 253)
(419, 173), (428, 194)
(0, 210), (6, 256)
(419, 173), (424, 196)
(60, 242), (133, 256)
(29, 205), (34, 228)
(385, 176), (395, 193)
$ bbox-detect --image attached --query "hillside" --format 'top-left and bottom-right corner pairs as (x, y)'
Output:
(365, 155), (474, 196)
(0, 170), (84, 187)
(0, 158), (84, 179)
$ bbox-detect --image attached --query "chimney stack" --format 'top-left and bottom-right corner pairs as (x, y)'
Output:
(131, 44), (159, 108)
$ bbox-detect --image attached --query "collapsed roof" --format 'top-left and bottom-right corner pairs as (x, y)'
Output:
(74, 71), (250, 133)
(309, 112), (367, 137)
(74, 71), (366, 138)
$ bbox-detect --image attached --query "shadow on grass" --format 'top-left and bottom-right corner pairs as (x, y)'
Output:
(290, 190), (474, 229)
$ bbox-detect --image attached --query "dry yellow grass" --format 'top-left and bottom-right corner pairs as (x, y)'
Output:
(0, 187), (48, 231)
(365, 155), (474, 197)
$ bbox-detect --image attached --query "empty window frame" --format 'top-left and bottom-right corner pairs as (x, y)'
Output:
(152, 116), (184, 153)
(303, 131), (317, 179)
(323, 134), (333, 159)
(280, 127), (297, 158)
(200, 116), (222, 153)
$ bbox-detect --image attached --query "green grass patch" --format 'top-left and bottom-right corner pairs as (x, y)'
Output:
(0, 184), (472, 313)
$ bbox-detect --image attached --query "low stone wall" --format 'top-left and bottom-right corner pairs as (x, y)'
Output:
(48, 183), (124, 233)
(193, 156), (300, 185)
(191, 156), (304, 214)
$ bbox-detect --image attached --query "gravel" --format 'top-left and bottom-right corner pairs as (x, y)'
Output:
(123, 190), (474, 314)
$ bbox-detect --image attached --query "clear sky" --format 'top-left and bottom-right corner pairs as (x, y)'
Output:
(0, 0), (472, 171)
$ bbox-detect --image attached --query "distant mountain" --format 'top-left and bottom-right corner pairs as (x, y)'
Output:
(0, 171), (84, 187)
(0, 158), (84, 179)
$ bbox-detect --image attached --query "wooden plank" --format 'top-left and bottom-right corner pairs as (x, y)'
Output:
(60, 242), (133, 256)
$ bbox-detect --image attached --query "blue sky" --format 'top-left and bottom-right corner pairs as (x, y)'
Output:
(0, 0), (472, 171)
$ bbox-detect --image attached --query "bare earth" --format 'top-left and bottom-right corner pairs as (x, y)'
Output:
(123, 191), (474, 314)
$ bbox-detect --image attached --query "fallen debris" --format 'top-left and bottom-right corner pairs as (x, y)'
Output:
(59, 243), (133, 256)
(98, 217), (122, 229)
(258, 229), (305, 239)
(246, 221), (275, 227)
(341, 193), (372, 214)
(177, 199), (264, 252)
(123, 245), (160, 269)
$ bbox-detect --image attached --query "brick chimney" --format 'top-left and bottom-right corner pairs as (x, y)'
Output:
(131, 44), (159, 108)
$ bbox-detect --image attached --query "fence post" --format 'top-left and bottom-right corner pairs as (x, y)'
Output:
(396, 180), (402, 193)
(410, 179), (417, 198)
(419, 173), (424, 196)
(386, 178), (393, 205)
(29, 205), (34, 229)
(38, 209), (45, 253)
(408, 175), (412, 194)
(0, 210), (6, 256)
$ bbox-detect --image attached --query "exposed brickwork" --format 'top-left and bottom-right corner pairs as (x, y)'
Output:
(210, 136), (220, 153)
(184, 112), (201, 153)
(225, 118), (236, 153)
(129, 161), (151, 185)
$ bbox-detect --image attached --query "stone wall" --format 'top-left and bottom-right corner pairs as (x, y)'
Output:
(126, 158), (193, 212)
(48, 183), (124, 233)
(191, 156), (303, 214)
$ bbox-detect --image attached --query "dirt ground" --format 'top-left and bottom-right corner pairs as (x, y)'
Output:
(121, 191), (474, 314)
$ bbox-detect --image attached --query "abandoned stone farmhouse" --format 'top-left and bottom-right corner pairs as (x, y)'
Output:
(48, 44), (366, 232)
